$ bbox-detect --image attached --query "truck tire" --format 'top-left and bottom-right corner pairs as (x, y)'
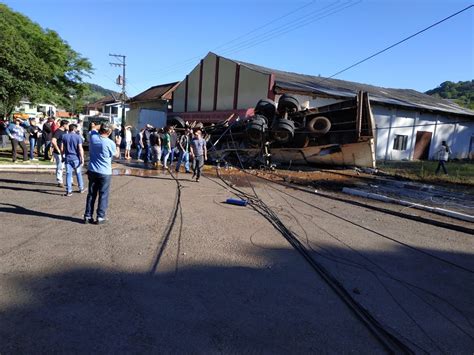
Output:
(255, 99), (276, 121)
(247, 115), (268, 144)
(167, 116), (186, 129)
(278, 94), (300, 114)
(307, 116), (331, 135)
(271, 118), (295, 143)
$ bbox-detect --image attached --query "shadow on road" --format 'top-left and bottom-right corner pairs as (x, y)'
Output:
(0, 203), (83, 223)
(0, 185), (63, 196)
(0, 245), (473, 353)
(0, 177), (57, 187)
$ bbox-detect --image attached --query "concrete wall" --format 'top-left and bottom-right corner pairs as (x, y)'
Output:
(201, 54), (216, 111)
(173, 81), (186, 113)
(187, 64), (200, 112)
(127, 101), (167, 129)
(216, 57), (236, 110)
(371, 105), (474, 160)
(238, 66), (269, 109)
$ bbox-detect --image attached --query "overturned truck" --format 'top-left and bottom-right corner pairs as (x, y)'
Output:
(187, 91), (376, 168)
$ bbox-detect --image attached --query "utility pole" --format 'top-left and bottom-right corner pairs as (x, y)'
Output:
(109, 53), (126, 126)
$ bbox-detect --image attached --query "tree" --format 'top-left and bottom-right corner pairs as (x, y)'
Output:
(425, 80), (474, 110)
(0, 4), (93, 117)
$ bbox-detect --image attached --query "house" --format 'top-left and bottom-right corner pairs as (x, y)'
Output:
(14, 99), (56, 118)
(85, 95), (129, 125)
(126, 82), (179, 129)
(170, 52), (474, 161)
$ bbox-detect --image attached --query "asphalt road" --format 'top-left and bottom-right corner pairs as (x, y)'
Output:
(0, 166), (473, 354)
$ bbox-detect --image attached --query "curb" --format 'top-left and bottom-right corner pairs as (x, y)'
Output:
(0, 164), (56, 171)
(342, 187), (474, 223)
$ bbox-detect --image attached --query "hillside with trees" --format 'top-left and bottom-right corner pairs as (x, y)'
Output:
(83, 83), (118, 104)
(425, 80), (474, 110)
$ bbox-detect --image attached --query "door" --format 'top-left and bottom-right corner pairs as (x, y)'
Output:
(413, 131), (432, 160)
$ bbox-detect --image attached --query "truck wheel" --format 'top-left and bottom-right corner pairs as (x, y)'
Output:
(278, 94), (300, 114)
(255, 99), (276, 121)
(307, 116), (331, 135)
(247, 115), (268, 144)
(271, 118), (295, 143)
(167, 116), (186, 129)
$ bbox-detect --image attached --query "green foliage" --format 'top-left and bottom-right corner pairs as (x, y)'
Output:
(0, 4), (93, 116)
(82, 83), (117, 105)
(425, 80), (474, 110)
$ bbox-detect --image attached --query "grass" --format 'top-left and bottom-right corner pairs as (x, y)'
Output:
(377, 160), (474, 186)
(0, 156), (54, 165)
(0, 148), (54, 165)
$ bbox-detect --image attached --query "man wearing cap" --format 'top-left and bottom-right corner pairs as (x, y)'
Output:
(84, 122), (119, 224)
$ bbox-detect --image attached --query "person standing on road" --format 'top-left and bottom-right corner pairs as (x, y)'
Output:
(135, 128), (144, 161)
(435, 141), (452, 175)
(150, 128), (161, 168)
(142, 124), (152, 164)
(42, 116), (54, 160)
(175, 127), (191, 173)
(0, 116), (9, 149)
(124, 125), (132, 160)
(168, 127), (177, 167)
(190, 129), (207, 182)
(27, 118), (41, 161)
(84, 122), (119, 224)
(161, 126), (172, 169)
(61, 123), (85, 196)
(51, 120), (69, 187)
(37, 117), (45, 155)
(6, 117), (29, 163)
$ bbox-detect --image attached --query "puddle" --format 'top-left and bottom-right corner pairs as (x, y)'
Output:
(112, 168), (172, 177)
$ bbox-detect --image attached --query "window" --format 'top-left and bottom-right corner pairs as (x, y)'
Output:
(393, 135), (408, 150)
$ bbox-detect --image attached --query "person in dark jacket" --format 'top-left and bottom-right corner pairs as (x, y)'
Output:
(27, 118), (42, 160)
(142, 124), (152, 164)
(42, 116), (55, 160)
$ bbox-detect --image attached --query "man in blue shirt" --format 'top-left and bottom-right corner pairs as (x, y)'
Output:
(84, 122), (118, 224)
(61, 124), (85, 196)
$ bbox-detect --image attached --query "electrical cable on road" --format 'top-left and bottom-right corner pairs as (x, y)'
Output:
(207, 134), (415, 354)
(261, 184), (473, 346)
(149, 169), (183, 275)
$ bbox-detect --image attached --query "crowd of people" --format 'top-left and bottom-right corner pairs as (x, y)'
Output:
(135, 123), (207, 181)
(0, 115), (84, 163)
(0, 115), (209, 224)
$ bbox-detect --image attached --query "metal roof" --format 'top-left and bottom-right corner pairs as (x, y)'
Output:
(215, 53), (474, 118)
(129, 82), (179, 103)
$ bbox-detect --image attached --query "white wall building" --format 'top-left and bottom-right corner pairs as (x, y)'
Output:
(14, 99), (56, 118)
(171, 52), (474, 161)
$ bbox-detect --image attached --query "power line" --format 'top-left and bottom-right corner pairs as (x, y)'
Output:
(324, 4), (474, 81)
(149, 0), (360, 82)
(219, 0), (359, 57)
(146, 0), (319, 78)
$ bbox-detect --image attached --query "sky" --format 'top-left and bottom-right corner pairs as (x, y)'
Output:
(3, 0), (473, 97)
